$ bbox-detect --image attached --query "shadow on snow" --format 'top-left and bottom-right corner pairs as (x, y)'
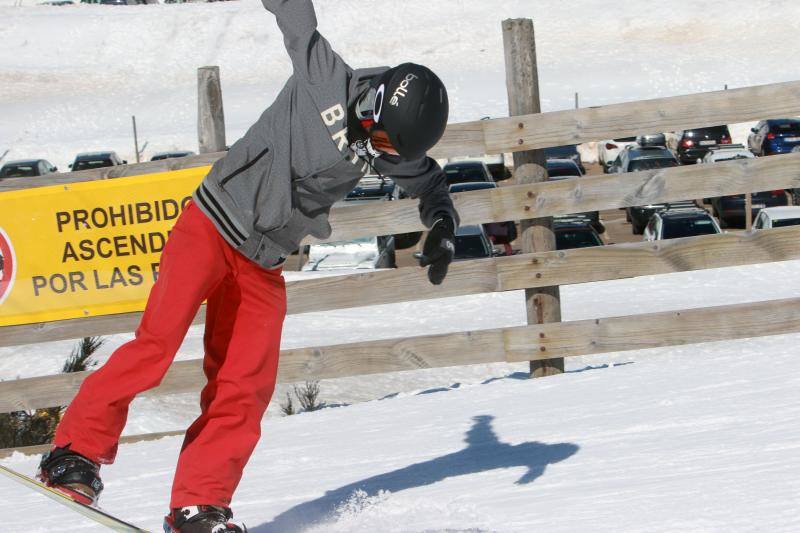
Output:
(250, 415), (579, 532)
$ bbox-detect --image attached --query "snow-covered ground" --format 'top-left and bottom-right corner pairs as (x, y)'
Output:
(3, 305), (800, 532)
(3, 260), (800, 531)
(3, 1), (800, 530)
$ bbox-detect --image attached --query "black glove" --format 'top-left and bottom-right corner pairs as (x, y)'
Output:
(419, 215), (456, 285)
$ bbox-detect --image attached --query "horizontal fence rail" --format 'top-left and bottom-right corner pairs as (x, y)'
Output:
(4, 295), (800, 413)
(0, 152), (226, 192)
(3, 224), (800, 348)
(3, 81), (800, 192)
(317, 151), (800, 243)
(0, 430), (185, 460)
(480, 80), (800, 155)
(3, 150), (799, 253)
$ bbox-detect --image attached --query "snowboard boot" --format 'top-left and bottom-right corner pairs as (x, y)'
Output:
(37, 446), (104, 506)
(164, 506), (247, 533)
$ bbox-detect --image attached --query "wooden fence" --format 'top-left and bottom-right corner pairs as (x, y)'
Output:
(3, 36), (800, 453)
(3, 151), (800, 347)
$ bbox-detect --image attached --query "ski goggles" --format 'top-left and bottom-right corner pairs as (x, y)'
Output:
(355, 84), (400, 156)
(355, 84), (385, 123)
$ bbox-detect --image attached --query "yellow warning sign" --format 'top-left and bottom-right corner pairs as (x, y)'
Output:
(0, 167), (208, 326)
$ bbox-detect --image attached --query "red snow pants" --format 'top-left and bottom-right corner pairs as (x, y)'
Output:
(53, 201), (287, 508)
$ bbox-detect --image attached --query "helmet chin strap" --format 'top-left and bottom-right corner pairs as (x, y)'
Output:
(352, 139), (383, 160)
(350, 137), (390, 182)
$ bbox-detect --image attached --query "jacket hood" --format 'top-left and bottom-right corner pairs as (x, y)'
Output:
(347, 66), (390, 109)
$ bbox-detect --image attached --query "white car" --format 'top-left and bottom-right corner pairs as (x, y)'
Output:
(753, 206), (800, 229)
(597, 136), (638, 171)
(698, 144), (754, 164)
(643, 208), (722, 241)
(302, 236), (396, 271)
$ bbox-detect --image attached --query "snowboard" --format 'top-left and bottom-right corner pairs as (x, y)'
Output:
(0, 464), (151, 532)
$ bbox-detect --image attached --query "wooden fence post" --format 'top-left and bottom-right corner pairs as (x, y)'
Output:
(502, 18), (564, 378)
(198, 66), (226, 154)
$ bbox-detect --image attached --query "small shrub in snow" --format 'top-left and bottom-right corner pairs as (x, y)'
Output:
(280, 392), (295, 416)
(280, 381), (324, 416)
(295, 380), (322, 412)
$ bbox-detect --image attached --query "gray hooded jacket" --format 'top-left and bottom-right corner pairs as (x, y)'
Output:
(193, 0), (459, 270)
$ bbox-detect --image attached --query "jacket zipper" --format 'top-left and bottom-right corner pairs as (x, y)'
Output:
(220, 147), (270, 186)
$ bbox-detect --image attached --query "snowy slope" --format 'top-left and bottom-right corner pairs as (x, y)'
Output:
(2, 330), (800, 532)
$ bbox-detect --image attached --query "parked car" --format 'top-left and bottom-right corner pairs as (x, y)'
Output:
(340, 175), (422, 250)
(607, 146), (682, 233)
(546, 170), (604, 233)
(151, 151), (195, 161)
(675, 125), (732, 164)
(711, 189), (788, 228)
(608, 145), (678, 174)
(449, 182), (517, 254)
(636, 133), (667, 148)
(598, 136), (637, 171)
(452, 225), (499, 261)
(69, 151), (126, 171)
(413, 224), (500, 264)
(544, 144), (585, 174)
(629, 200), (697, 235)
(302, 235), (396, 271)
(0, 159), (58, 179)
(699, 144), (753, 164)
(344, 175), (400, 202)
(698, 145), (788, 227)
(443, 161), (493, 185)
(546, 158), (583, 178)
(448, 155), (511, 182)
(747, 119), (800, 156)
(696, 145), (756, 203)
(753, 206), (800, 229)
(553, 217), (604, 250)
(643, 207), (721, 241)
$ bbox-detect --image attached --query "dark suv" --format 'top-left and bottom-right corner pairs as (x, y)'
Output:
(675, 126), (732, 164)
(69, 151), (126, 172)
(342, 175), (422, 250)
(608, 146), (678, 174)
(151, 151), (195, 161)
(544, 144), (586, 175)
(553, 217), (604, 250)
(608, 147), (683, 233)
(449, 182), (518, 254)
(546, 162), (604, 233)
(443, 161), (494, 185)
(711, 190), (788, 228)
(0, 159), (58, 179)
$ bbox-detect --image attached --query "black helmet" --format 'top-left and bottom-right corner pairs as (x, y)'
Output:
(355, 63), (449, 160)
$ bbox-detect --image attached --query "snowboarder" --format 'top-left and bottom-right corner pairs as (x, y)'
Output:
(38, 1), (459, 532)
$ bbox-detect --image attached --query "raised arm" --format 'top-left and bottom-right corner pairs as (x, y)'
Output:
(261, 0), (343, 84)
(381, 156), (460, 228)
(375, 155), (460, 285)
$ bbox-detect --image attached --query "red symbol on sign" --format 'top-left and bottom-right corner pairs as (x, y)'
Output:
(0, 227), (16, 306)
